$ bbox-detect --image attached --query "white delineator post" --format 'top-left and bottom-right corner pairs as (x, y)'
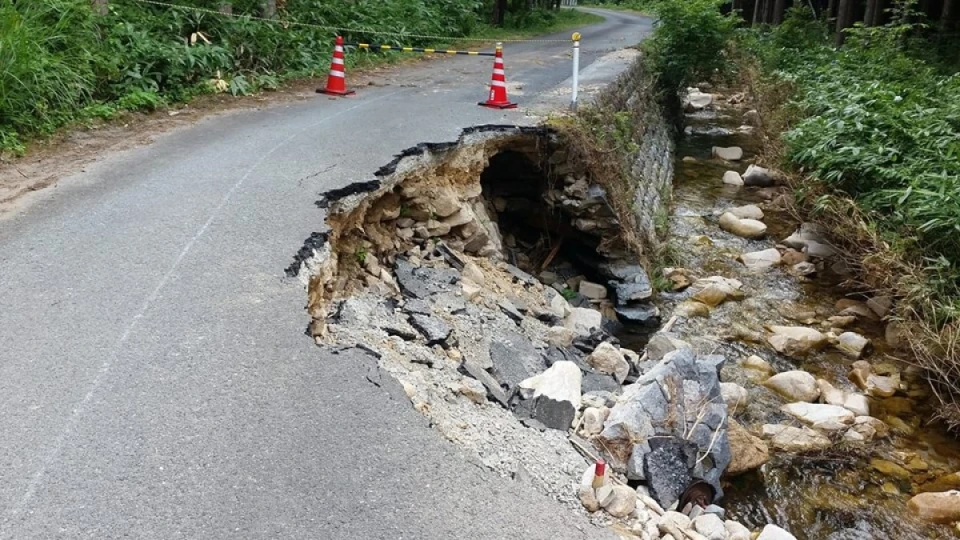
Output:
(571, 32), (581, 111)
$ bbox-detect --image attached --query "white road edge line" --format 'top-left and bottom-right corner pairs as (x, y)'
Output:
(1, 90), (400, 532)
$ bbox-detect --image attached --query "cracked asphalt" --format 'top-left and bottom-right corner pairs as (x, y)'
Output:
(0, 9), (652, 538)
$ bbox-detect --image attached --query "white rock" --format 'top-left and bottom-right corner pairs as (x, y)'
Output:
(726, 520), (752, 540)
(844, 393), (870, 416)
(781, 402), (855, 431)
(564, 307), (602, 337)
(817, 379), (846, 406)
(461, 260), (485, 286)
(791, 261), (817, 276)
(549, 292), (572, 318)
(596, 484), (615, 507)
(866, 373), (899, 397)
(587, 342), (630, 383)
(693, 513), (727, 540)
(762, 424), (833, 452)
(723, 171), (745, 186)
(603, 485), (637, 518)
(713, 146), (744, 161)
(719, 212), (767, 239)
(843, 428), (867, 443)
(764, 371), (820, 402)
(728, 204), (764, 220)
(740, 248), (782, 271)
(458, 378), (488, 404)
(684, 88), (713, 111)
(836, 331), (869, 358)
(546, 326), (576, 348)
(767, 326), (828, 357)
(805, 241), (837, 259)
(579, 280), (608, 300)
(462, 279), (482, 301)
(518, 361), (582, 410)
(721, 382), (749, 413)
(582, 407), (609, 435)
(690, 276), (745, 307)
(742, 354), (774, 375)
(658, 511), (692, 531)
(757, 524), (798, 540)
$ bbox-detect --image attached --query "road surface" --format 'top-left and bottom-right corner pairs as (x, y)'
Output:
(0, 9), (652, 539)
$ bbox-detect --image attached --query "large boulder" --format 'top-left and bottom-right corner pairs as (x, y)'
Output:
(764, 370), (820, 402)
(907, 491), (960, 524)
(598, 349), (729, 508)
(719, 212), (767, 239)
(781, 402), (855, 432)
(767, 326), (828, 357)
(742, 164), (774, 187)
(683, 88), (713, 111)
(723, 171), (745, 186)
(713, 146), (744, 161)
(518, 361), (582, 431)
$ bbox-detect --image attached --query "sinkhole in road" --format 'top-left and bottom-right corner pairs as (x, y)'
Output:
(297, 125), (660, 345)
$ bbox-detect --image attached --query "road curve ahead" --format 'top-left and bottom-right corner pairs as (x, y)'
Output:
(0, 9), (652, 539)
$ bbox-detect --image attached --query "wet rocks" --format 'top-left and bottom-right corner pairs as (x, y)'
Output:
(689, 276), (744, 307)
(741, 355), (774, 376)
(766, 326), (828, 357)
(723, 171), (745, 186)
(713, 146), (744, 161)
(742, 164), (774, 187)
(726, 418), (769, 476)
(907, 490), (960, 524)
(740, 248), (781, 271)
(762, 424), (832, 452)
(757, 524), (798, 540)
(587, 342), (630, 383)
(683, 88), (714, 111)
(728, 204), (764, 220)
(835, 331), (869, 358)
(780, 402), (855, 431)
(764, 371), (820, 402)
(518, 361), (582, 430)
(719, 212), (767, 239)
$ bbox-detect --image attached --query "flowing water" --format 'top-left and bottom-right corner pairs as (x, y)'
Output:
(661, 96), (960, 539)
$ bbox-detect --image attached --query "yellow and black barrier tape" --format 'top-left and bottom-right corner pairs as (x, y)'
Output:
(349, 43), (496, 57)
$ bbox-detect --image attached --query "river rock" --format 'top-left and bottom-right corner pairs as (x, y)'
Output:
(866, 373), (899, 397)
(848, 415), (888, 441)
(726, 418), (769, 476)
(743, 109), (762, 126)
(844, 393), (870, 416)
(836, 332), (869, 359)
(684, 88), (713, 111)
(713, 146), (744, 161)
(791, 261), (817, 276)
(676, 300), (711, 318)
(693, 513), (727, 539)
(728, 204), (764, 220)
(781, 249), (807, 266)
(805, 241), (837, 259)
(659, 511), (692, 531)
(721, 382), (749, 413)
(919, 471), (960, 492)
(579, 280), (607, 300)
(518, 361), (582, 430)
(719, 212), (767, 239)
(764, 371), (820, 402)
(817, 379), (846, 407)
(907, 491), (960, 524)
(587, 342), (630, 383)
(726, 520), (752, 540)
(767, 326), (828, 357)
(740, 248), (782, 271)
(758, 524), (798, 540)
(603, 485), (637, 518)
(690, 276), (744, 307)
(763, 424), (832, 452)
(782, 223), (827, 251)
(723, 171), (745, 186)
(564, 307), (603, 337)
(848, 360), (872, 390)
(867, 295), (893, 318)
(781, 402), (855, 431)
(742, 164), (774, 187)
(742, 354), (774, 375)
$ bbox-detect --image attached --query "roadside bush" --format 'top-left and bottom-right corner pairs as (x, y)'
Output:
(641, 0), (737, 94)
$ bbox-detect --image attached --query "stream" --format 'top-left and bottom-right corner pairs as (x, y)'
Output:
(661, 90), (960, 539)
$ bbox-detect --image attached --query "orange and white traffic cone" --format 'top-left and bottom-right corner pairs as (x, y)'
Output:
(478, 44), (517, 109)
(317, 36), (355, 96)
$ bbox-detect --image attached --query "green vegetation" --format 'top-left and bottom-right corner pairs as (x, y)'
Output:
(0, 1), (599, 155)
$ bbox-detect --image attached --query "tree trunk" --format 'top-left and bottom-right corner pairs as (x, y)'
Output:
(753, 0), (765, 24)
(260, 0), (276, 18)
(827, 0), (838, 23)
(865, 0), (878, 24)
(732, 0), (743, 18)
(835, 0), (854, 46)
(92, 0), (108, 15)
(765, 0), (776, 23)
(493, 0), (507, 25)
(943, 0), (956, 30)
(773, 0), (787, 23)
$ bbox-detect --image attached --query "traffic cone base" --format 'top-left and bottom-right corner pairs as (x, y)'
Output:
(318, 36), (354, 97)
(479, 45), (517, 109)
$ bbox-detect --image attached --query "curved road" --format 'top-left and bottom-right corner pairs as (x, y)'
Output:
(0, 9), (651, 539)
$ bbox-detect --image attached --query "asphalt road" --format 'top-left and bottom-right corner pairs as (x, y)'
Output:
(0, 9), (652, 539)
